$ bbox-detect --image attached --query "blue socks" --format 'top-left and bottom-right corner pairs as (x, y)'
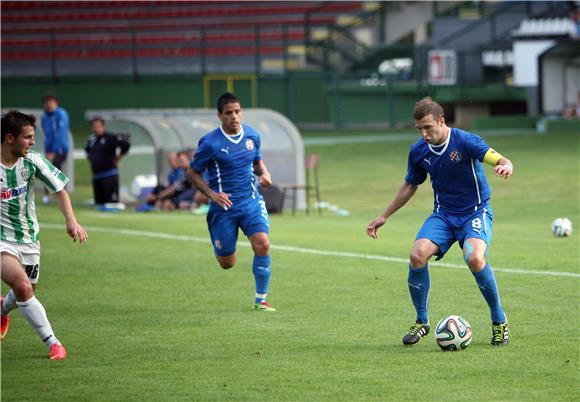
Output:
(407, 262), (505, 325)
(472, 263), (506, 324)
(408, 264), (430, 324)
(253, 255), (271, 303)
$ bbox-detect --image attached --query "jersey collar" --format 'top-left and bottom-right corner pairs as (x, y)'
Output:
(219, 125), (245, 144)
(428, 127), (451, 155)
(0, 156), (23, 169)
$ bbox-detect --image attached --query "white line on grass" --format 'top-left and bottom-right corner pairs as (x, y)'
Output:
(43, 223), (580, 279)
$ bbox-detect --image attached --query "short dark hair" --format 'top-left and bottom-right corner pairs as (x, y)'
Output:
(1, 110), (36, 143)
(42, 93), (58, 103)
(90, 116), (105, 125)
(217, 92), (240, 113)
(413, 97), (445, 121)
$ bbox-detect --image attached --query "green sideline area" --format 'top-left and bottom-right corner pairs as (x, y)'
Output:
(1, 130), (579, 401)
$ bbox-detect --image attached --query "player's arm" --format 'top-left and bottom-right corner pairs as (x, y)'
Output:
(113, 135), (131, 166)
(187, 167), (232, 209)
(156, 183), (178, 200)
(367, 181), (418, 239)
(54, 190), (88, 243)
(483, 148), (513, 179)
(253, 160), (272, 187)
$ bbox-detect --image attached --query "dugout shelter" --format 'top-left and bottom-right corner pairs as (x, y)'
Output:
(85, 108), (306, 208)
(538, 41), (580, 115)
(1, 108), (75, 192)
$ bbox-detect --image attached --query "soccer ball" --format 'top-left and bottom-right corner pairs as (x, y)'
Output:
(434, 315), (473, 351)
(551, 218), (573, 237)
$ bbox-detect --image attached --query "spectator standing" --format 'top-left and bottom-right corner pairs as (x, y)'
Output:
(40, 94), (70, 204)
(84, 117), (130, 207)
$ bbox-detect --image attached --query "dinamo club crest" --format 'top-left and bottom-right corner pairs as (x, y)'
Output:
(245, 139), (254, 151)
(449, 150), (462, 163)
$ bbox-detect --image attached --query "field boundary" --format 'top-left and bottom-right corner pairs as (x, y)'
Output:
(42, 223), (580, 279)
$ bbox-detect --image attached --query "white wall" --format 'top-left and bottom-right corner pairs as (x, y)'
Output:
(542, 55), (580, 114)
(513, 40), (555, 86)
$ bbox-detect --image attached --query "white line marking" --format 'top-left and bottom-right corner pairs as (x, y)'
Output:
(42, 223), (580, 279)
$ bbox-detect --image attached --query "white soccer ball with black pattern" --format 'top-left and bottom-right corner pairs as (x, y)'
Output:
(551, 218), (573, 237)
(434, 315), (473, 351)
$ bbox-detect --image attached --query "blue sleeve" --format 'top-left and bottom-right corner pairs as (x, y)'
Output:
(41, 115), (54, 153)
(464, 132), (490, 162)
(166, 169), (176, 185)
(191, 136), (214, 173)
(53, 109), (70, 154)
(404, 149), (427, 185)
(253, 133), (262, 163)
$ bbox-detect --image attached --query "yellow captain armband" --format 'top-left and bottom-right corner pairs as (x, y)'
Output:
(483, 148), (504, 166)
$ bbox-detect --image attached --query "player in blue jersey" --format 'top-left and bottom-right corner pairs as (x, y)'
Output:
(187, 93), (275, 312)
(367, 97), (512, 346)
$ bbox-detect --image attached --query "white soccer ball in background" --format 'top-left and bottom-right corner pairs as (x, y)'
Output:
(551, 218), (573, 237)
(434, 315), (473, 351)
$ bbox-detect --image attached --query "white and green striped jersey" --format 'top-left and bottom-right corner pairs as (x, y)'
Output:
(1, 150), (68, 243)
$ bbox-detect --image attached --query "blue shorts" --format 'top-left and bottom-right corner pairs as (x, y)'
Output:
(416, 206), (493, 260)
(206, 197), (269, 257)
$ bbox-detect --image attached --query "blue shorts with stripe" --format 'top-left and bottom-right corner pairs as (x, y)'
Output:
(416, 206), (493, 260)
(206, 196), (269, 257)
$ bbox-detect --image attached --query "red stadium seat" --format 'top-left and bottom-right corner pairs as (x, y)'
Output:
(1, 1), (363, 69)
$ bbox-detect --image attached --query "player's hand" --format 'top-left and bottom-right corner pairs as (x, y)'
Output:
(67, 222), (88, 243)
(259, 172), (272, 188)
(494, 163), (513, 179)
(212, 192), (233, 210)
(367, 215), (387, 239)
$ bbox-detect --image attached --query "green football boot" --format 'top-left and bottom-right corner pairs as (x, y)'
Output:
(254, 300), (276, 312)
(491, 322), (509, 346)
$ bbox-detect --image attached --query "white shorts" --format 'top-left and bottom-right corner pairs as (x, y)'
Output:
(0, 240), (41, 284)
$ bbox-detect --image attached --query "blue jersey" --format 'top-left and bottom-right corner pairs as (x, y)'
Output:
(167, 167), (185, 185)
(41, 107), (70, 155)
(405, 128), (491, 214)
(191, 124), (262, 207)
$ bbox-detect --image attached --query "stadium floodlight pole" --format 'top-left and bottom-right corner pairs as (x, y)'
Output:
(49, 29), (57, 83)
(304, 10), (311, 60)
(131, 29), (139, 82)
(282, 25), (289, 74)
(200, 27), (207, 75)
(254, 25), (261, 75)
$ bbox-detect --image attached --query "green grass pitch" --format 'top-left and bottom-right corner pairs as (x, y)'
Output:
(1, 130), (579, 401)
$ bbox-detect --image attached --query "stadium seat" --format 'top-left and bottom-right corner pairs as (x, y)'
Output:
(0, 1), (364, 73)
(280, 154), (322, 216)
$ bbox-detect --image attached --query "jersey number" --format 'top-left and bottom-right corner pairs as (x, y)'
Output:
(471, 218), (482, 231)
(24, 264), (39, 280)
